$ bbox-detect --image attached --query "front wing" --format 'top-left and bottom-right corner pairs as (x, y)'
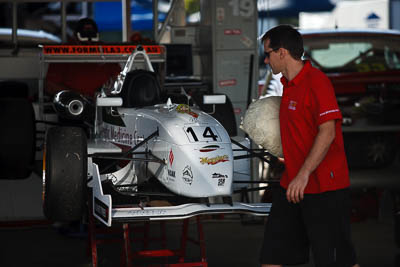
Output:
(88, 162), (270, 227)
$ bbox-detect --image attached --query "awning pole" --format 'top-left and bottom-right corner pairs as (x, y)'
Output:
(122, 0), (132, 42)
(156, 0), (179, 43)
(153, 0), (159, 41)
(12, 2), (17, 46)
(61, 1), (67, 42)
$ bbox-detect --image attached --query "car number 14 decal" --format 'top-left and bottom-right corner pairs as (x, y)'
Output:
(184, 126), (221, 143)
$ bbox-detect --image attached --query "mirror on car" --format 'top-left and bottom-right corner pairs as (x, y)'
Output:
(203, 95), (226, 105)
(96, 97), (123, 107)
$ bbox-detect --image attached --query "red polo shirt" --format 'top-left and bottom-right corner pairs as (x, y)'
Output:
(279, 61), (350, 194)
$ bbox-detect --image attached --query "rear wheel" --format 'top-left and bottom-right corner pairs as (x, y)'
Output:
(43, 127), (87, 222)
(0, 98), (35, 179)
(344, 132), (397, 169)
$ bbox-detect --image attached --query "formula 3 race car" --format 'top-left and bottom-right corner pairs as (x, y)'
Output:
(40, 45), (271, 226)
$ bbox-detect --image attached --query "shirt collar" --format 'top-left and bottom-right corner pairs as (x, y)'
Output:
(280, 60), (311, 87)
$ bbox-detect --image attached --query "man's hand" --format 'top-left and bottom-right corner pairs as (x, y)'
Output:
(286, 120), (336, 204)
(286, 170), (309, 203)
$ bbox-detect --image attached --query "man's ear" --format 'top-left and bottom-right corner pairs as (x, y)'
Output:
(279, 48), (287, 59)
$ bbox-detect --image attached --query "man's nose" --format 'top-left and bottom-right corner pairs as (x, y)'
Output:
(264, 56), (270, 65)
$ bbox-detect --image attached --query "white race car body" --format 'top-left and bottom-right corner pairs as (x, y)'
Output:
(97, 104), (233, 198)
(42, 45), (271, 227)
(87, 101), (271, 226)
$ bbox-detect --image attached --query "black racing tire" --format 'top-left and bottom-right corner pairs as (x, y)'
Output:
(393, 190), (400, 248)
(43, 127), (87, 222)
(0, 98), (35, 179)
(395, 213), (400, 248)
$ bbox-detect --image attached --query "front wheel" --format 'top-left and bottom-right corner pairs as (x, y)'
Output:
(43, 127), (87, 222)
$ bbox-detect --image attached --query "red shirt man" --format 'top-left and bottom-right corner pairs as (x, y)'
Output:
(279, 60), (350, 193)
(259, 25), (359, 267)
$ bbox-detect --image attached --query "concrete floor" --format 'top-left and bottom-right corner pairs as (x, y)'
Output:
(0, 212), (398, 267)
(1, 160), (399, 267)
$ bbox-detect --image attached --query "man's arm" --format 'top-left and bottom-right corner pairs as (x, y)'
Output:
(286, 120), (336, 203)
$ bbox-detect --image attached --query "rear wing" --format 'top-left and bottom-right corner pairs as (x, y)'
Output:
(37, 44), (166, 120)
(40, 44), (165, 62)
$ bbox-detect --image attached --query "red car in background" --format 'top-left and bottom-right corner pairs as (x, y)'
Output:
(302, 29), (400, 168)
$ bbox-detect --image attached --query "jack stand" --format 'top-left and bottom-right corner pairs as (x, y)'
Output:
(88, 211), (208, 267)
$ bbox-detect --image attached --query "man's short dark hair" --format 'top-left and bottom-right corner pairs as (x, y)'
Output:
(261, 25), (304, 60)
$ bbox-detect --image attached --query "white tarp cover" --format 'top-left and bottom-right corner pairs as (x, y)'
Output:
(241, 96), (283, 158)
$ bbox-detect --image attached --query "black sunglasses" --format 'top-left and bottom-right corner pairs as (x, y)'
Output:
(264, 48), (279, 59)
